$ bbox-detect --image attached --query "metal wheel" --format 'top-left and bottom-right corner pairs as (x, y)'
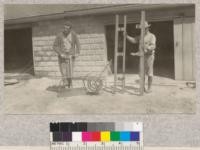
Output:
(85, 77), (103, 94)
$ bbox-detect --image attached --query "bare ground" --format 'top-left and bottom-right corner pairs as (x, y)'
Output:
(3, 74), (196, 114)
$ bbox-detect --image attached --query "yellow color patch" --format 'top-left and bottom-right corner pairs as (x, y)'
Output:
(101, 131), (110, 141)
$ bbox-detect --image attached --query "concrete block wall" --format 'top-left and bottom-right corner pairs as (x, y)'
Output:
(32, 16), (107, 78)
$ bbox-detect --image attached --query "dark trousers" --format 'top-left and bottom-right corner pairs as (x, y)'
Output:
(58, 55), (74, 87)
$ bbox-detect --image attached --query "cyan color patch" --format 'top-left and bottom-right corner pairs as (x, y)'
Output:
(120, 132), (131, 141)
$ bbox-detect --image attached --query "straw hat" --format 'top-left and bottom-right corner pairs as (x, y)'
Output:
(136, 21), (151, 29)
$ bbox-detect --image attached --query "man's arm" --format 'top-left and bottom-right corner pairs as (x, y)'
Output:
(127, 35), (138, 43)
(74, 33), (81, 55)
(53, 35), (62, 55)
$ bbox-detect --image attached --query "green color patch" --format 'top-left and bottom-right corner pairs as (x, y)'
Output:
(110, 132), (120, 141)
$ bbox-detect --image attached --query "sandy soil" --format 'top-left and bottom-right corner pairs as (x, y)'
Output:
(3, 75), (196, 114)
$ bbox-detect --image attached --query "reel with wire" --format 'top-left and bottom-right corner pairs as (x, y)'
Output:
(83, 76), (103, 94)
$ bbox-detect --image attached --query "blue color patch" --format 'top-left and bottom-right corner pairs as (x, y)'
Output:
(130, 132), (140, 141)
(120, 132), (131, 141)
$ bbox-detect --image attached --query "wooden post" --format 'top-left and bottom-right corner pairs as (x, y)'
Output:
(122, 15), (127, 90)
(114, 15), (119, 93)
(139, 11), (146, 95)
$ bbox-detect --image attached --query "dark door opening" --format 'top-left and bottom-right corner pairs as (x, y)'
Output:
(105, 21), (174, 79)
(4, 28), (34, 75)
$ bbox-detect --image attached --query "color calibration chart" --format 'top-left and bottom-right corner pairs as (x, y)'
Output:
(50, 122), (143, 150)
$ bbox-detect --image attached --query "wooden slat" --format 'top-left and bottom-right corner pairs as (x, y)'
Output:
(192, 19), (196, 80)
(139, 11), (145, 95)
(182, 18), (194, 80)
(122, 15), (127, 90)
(173, 18), (183, 80)
(114, 15), (119, 93)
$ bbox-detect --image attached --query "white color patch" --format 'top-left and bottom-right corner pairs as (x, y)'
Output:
(72, 132), (82, 141)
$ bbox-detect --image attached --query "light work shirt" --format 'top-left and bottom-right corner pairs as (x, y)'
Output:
(127, 31), (156, 55)
(63, 33), (72, 52)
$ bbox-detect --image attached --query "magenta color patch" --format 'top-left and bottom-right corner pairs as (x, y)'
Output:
(82, 132), (92, 141)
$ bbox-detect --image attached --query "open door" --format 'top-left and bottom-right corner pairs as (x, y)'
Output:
(174, 17), (195, 80)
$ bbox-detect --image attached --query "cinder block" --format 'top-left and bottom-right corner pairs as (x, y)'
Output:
(34, 56), (43, 61)
(34, 61), (40, 67)
(47, 72), (56, 77)
(55, 72), (61, 77)
(33, 46), (42, 51)
(42, 46), (51, 51)
(50, 56), (58, 61)
(91, 38), (104, 43)
(36, 51), (46, 56)
(45, 62), (55, 66)
(95, 61), (105, 66)
(45, 51), (54, 56)
(89, 44), (98, 49)
(35, 36), (56, 41)
(34, 66), (44, 71)
(34, 40), (46, 46)
(45, 40), (53, 46)
(95, 50), (104, 55)
(81, 44), (90, 50)
(33, 51), (40, 56)
(42, 56), (51, 61)
(79, 34), (89, 39)
(35, 71), (49, 76)
(88, 33), (100, 38)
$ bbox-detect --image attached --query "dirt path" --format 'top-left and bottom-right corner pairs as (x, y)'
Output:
(3, 76), (196, 114)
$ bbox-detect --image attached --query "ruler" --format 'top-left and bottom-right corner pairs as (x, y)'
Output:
(50, 141), (142, 150)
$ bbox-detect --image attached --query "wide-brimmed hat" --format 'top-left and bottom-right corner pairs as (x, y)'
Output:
(136, 21), (151, 29)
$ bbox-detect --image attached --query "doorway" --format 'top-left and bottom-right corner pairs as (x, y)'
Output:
(4, 28), (34, 75)
(105, 21), (174, 79)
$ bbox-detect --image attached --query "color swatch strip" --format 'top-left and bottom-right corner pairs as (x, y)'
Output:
(52, 131), (140, 142)
(50, 122), (142, 142)
(50, 122), (142, 132)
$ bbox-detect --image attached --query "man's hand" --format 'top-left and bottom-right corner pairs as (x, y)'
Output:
(145, 49), (153, 55)
(144, 49), (148, 53)
(60, 53), (67, 58)
(72, 54), (79, 59)
(130, 52), (140, 56)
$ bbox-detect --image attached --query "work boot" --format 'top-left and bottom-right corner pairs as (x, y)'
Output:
(67, 78), (73, 88)
(145, 76), (153, 93)
(62, 78), (68, 88)
(70, 79), (73, 88)
(67, 78), (71, 88)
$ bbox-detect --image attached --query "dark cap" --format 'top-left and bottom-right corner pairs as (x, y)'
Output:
(64, 21), (73, 28)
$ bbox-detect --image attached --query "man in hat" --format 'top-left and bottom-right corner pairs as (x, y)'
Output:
(53, 21), (81, 88)
(125, 21), (156, 93)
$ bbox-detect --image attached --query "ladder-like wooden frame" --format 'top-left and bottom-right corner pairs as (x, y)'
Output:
(114, 15), (127, 93)
(113, 11), (146, 95)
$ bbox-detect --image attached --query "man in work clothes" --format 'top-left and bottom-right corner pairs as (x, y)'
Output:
(53, 21), (81, 88)
(125, 21), (156, 93)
